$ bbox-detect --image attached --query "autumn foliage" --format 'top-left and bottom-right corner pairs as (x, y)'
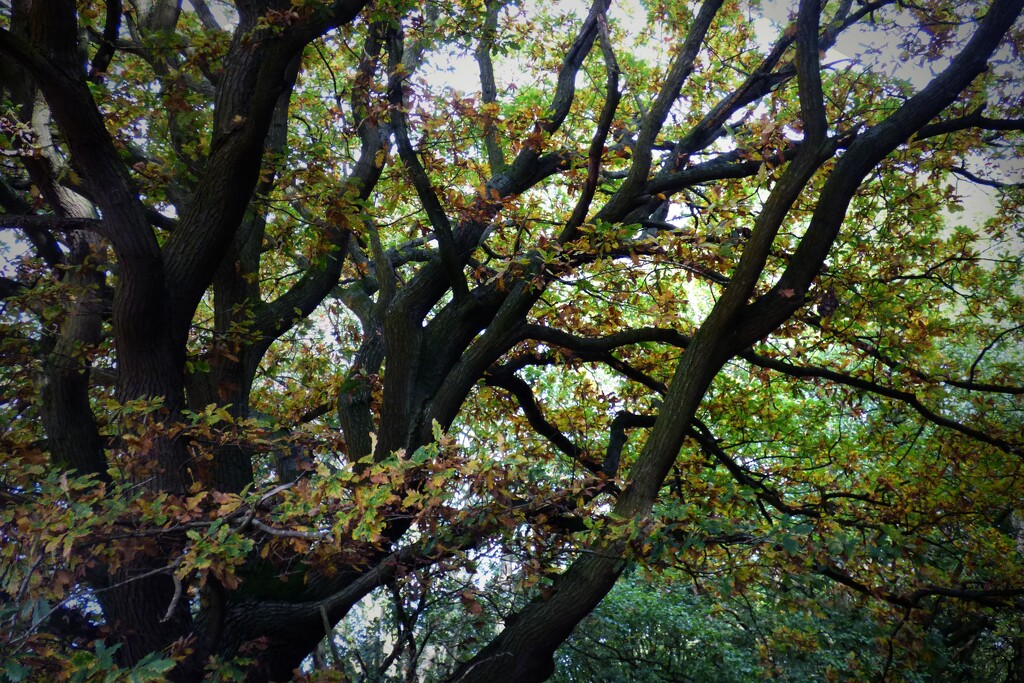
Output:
(1, 0), (1024, 680)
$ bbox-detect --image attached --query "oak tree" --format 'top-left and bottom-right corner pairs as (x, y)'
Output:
(1, 0), (1023, 680)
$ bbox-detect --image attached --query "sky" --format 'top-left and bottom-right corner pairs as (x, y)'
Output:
(2, 0), (1018, 274)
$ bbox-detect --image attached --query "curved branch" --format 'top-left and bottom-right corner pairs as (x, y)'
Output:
(603, 411), (655, 477)
(741, 350), (1022, 456)
(816, 562), (1024, 609)
(689, 417), (888, 520)
(949, 164), (1024, 189)
(522, 323), (691, 355)
(483, 371), (592, 470)
(599, 0), (725, 219)
(542, 0), (612, 134)
(558, 9), (621, 244)
(386, 25), (466, 298)
(969, 323), (1024, 384)
(503, 340), (670, 397)
(915, 106), (1024, 139)
(835, 327), (1024, 395)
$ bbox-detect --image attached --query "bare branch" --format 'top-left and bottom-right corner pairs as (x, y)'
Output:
(950, 164), (1024, 189)
(795, 0), (828, 145)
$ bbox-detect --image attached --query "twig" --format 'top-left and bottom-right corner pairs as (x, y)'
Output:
(160, 571), (183, 622)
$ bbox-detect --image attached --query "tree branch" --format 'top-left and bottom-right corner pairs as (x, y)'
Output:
(386, 25), (467, 299)
(0, 213), (103, 234)
(741, 349), (1022, 456)
(915, 105), (1024, 139)
(89, 0), (122, 81)
(816, 562), (1024, 609)
(541, 0), (612, 134)
(738, 0), (1024, 347)
(483, 371), (594, 471)
(599, 0), (725, 219)
(794, 0), (827, 146)
(558, 9), (621, 244)
(475, 0), (506, 174)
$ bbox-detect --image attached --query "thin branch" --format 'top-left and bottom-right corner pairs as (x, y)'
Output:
(816, 562), (1024, 609)
(969, 323), (1024, 383)
(558, 9), (621, 244)
(250, 518), (326, 540)
(691, 417), (830, 518)
(160, 571), (184, 622)
(603, 411), (655, 477)
(386, 25), (467, 298)
(742, 350), (1022, 456)
(950, 164), (1024, 189)
(833, 326), (1024, 395)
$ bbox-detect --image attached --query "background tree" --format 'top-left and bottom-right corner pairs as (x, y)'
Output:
(1, 0), (1023, 680)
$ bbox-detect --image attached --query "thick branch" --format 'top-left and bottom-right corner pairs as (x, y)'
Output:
(475, 0), (506, 174)
(89, 0), (122, 81)
(795, 0), (827, 146)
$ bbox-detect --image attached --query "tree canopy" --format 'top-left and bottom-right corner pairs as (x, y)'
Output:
(1, 0), (1023, 680)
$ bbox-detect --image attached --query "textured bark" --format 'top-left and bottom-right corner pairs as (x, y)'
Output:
(446, 0), (1024, 678)
(0, 0), (372, 675)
